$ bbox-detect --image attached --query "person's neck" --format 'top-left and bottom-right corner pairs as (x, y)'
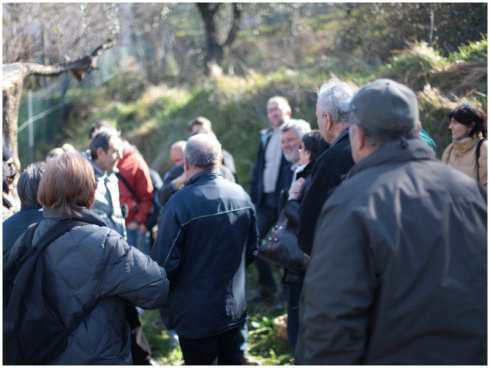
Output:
(327, 123), (349, 144)
(94, 160), (108, 174)
(453, 135), (474, 144)
(272, 119), (288, 131)
(186, 166), (217, 182)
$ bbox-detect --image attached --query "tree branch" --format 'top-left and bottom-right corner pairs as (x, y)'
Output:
(26, 39), (115, 80)
(223, 4), (242, 47)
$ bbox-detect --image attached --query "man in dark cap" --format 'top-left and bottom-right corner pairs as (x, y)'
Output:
(296, 79), (486, 364)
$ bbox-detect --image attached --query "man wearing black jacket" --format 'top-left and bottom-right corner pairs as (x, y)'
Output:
(295, 79), (357, 256)
(152, 134), (257, 364)
(296, 79), (486, 364)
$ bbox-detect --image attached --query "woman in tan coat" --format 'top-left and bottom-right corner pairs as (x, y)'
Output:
(442, 103), (487, 188)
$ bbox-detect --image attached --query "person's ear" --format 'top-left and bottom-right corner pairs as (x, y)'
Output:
(324, 112), (333, 132)
(95, 147), (104, 159)
(86, 191), (95, 209)
(349, 124), (366, 162)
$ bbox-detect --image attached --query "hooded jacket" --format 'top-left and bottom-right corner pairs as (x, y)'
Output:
(5, 208), (169, 364)
(296, 139), (487, 364)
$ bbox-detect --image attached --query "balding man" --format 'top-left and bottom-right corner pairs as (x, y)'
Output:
(296, 79), (486, 364)
(152, 134), (258, 364)
(188, 116), (237, 179)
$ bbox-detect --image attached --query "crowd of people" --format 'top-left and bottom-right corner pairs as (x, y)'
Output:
(2, 77), (487, 365)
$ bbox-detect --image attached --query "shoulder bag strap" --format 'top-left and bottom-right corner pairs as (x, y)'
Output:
(116, 172), (141, 204)
(475, 139), (485, 185)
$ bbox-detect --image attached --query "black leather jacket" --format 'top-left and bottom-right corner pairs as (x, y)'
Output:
(298, 129), (354, 255)
(152, 170), (258, 339)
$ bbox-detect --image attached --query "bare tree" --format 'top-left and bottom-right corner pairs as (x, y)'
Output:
(196, 3), (242, 75)
(2, 3), (119, 163)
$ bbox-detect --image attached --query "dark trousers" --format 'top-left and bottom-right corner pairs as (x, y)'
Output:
(255, 196), (279, 294)
(126, 305), (152, 365)
(179, 327), (244, 365)
(287, 280), (303, 351)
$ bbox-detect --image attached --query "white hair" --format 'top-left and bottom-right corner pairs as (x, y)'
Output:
(281, 119), (312, 139)
(317, 79), (357, 123)
(171, 140), (187, 153)
(267, 96), (292, 115)
(185, 133), (222, 169)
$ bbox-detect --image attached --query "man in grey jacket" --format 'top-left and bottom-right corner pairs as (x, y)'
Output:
(88, 131), (126, 237)
(296, 79), (486, 364)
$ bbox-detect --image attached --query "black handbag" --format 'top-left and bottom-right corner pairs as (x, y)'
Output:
(257, 209), (310, 271)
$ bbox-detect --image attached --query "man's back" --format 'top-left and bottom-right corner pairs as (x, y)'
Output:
(297, 139), (486, 364)
(153, 171), (257, 339)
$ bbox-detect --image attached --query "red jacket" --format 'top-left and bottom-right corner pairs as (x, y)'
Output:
(117, 144), (154, 226)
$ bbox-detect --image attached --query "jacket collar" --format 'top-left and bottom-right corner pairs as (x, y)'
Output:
(331, 127), (350, 146)
(43, 206), (106, 226)
(347, 138), (436, 179)
(185, 170), (219, 186)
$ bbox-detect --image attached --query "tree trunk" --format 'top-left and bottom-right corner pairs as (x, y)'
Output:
(1, 39), (114, 165)
(196, 3), (242, 75)
(197, 3), (224, 67)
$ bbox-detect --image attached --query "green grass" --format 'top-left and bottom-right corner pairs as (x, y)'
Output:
(449, 37), (487, 64)
(38, 37), (486, 179)
(140, 266), (293, 365)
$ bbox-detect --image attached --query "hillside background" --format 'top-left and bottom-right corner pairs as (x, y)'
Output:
(3, 3), (488, 364)
(6, 3), (487, 187)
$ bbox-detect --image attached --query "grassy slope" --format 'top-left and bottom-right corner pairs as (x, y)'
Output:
(63, 39), (486, 187)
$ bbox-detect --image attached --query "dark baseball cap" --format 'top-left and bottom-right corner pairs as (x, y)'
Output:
(348, 79), (419, 138)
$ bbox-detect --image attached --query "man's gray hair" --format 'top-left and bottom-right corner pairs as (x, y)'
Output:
(171, 140), (187, 152)
(317, 78), (357, 123)
(185, 133), (222, 169)
(267, 96), (292, 115)
(281, 119), (312, 138)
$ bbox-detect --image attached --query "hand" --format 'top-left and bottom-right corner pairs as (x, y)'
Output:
(172, 173), (187, 189)
(288, 178), (305, 200)
(127, 221), (139, 230)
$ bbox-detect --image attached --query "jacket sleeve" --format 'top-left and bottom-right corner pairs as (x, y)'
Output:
(246, 208), (258, 266)
(97, 230), (169, 309)
(133, 159), (154, 225)
(441, 144), (451, 163)
(157, 182), (178, 207)
(151, 200), (183, 281)
(478, 141), (487, 188)
(295, 202), (377, 364)
(299, 145), (354, 255)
